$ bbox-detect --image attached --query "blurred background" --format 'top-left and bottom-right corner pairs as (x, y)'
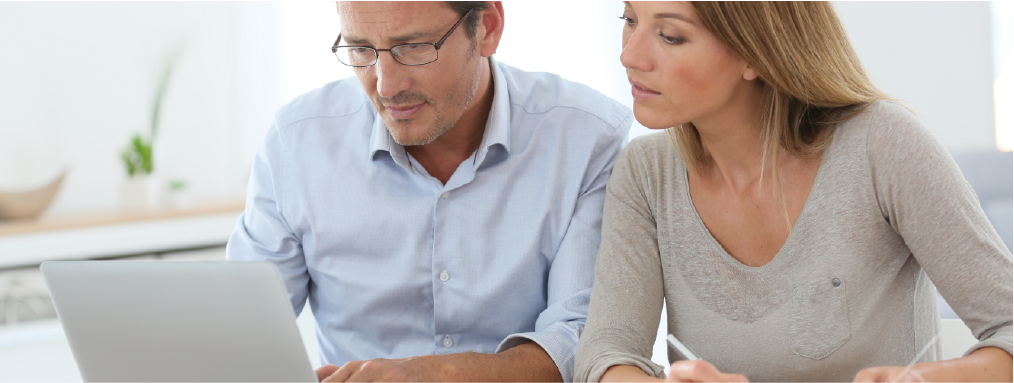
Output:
(0, 1), (1010, 381)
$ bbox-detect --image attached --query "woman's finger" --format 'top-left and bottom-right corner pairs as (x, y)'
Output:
(669, 360), (726, 380)
(725, 372), (749, 383)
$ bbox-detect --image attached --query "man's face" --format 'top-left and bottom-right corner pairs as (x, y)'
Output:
(338, 2), (483, 146)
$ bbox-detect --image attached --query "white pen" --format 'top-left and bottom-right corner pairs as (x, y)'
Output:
(666, 334), (700, 361)
(889, 334), (939, 383)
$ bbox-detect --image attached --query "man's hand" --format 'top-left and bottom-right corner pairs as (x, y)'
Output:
(316, 364), (339, 382)
(316, 356), (453, 382)
(665, 360), (748, 383)
(312, 342), (561, 382)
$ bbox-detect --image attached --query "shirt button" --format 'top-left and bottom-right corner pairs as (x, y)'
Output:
(439, 270), (450, 282)
(441, 191), (449, 199)
(442, 335), (453, 348)
(832, 278), (841, 287)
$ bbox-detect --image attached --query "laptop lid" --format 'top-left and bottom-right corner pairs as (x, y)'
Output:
(41, 260), (317, 382)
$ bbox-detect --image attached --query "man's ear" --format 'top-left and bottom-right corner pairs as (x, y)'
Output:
(478, 2), (504, 57)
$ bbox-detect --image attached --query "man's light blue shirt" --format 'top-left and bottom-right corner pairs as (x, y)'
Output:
(227, 58), (632, 381)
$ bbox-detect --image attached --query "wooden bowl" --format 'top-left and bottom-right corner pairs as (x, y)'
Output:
(0, 171), (66, 220)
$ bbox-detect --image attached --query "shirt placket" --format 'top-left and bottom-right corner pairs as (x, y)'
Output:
(426, 157), (478, 354)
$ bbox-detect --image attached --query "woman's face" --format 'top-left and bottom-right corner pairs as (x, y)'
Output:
(620, 1), (758, 130)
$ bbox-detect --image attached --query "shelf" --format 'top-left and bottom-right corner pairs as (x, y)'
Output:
(0, 202), (245, 236)
(0, 202), (245, 270)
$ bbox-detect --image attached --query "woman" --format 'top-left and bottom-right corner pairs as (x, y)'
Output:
(574, 2), (1012, 382)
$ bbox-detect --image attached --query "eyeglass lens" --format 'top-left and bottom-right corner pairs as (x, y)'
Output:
(334, 44), (439, 67)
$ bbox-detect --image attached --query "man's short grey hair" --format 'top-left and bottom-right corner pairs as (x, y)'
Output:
(443, 1), (491, 39)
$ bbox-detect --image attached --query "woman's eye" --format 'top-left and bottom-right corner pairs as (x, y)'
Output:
(618, 15), (636, 27)
(659, 32), (686, 45)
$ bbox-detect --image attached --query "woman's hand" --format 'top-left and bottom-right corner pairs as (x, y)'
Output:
(853, 365), (931, 382)
(854, 347), (1012, 383)
(666, 360), (748, 383)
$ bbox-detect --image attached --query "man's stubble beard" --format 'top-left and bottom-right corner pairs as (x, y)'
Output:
(388, 51), (482, 147)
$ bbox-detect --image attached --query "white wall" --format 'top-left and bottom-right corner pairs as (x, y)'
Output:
(992, 1), (1013, 151)
(495, 2), (632, 127)
(835, 1), (996, 154)
(279, 1), (351, 100)
(0, 2), (286, 216)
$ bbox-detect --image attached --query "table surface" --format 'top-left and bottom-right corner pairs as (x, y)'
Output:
(0, 316), (978, 382)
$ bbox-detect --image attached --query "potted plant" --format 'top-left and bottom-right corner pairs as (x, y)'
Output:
(121, 44), (182, 211)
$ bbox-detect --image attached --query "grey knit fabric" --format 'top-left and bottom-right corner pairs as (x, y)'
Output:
(574, 101), (1013, 382)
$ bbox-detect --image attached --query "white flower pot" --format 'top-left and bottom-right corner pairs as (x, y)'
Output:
(122, 176), (150, 212)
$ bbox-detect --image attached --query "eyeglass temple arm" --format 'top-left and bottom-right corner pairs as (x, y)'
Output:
(332, 34), (342, 53)
(332, 7), (472, 53)
(434, 8), (473, 50)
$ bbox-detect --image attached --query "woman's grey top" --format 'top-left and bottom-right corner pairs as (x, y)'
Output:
(573, 101), (1013, 382)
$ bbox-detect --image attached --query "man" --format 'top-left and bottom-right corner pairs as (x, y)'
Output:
(226, 2), (632, 381)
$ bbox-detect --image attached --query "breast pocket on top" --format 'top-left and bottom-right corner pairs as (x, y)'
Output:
(790, 276), (851, 360)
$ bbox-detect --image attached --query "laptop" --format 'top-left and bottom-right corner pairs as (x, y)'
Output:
(41, 260), (317, 382)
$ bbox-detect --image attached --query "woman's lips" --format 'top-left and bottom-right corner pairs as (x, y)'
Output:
(386, 102), (425, 119)
(630, 80), (661, 101)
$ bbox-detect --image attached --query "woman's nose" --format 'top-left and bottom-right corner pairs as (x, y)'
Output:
(620, 29), (653, 72)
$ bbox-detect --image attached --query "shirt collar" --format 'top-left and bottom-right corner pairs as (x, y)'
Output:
(369, 110), (411, 169)
(369, 56), (511, 170)
(471, 56), (511, 169)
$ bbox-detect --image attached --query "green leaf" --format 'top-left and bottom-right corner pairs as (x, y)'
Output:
(121, 148), (137, 176)
(123, 132), (154, 176)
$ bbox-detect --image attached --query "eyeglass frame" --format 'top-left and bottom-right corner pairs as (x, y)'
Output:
(331, 8), (474, 67)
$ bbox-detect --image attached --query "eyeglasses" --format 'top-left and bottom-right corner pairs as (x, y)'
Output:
(332, 9), (473, 67)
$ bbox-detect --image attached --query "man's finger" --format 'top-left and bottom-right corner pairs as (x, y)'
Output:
(351, 359), (390, 382)
(324, 361), (362, 383)
(316, 364), (340, 382)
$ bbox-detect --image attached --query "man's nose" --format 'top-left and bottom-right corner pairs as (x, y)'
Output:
(374, 52), (411, 99)
(619, 30), (653, 72)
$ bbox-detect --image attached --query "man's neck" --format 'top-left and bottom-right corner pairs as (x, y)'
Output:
(406, 59), (494, 185)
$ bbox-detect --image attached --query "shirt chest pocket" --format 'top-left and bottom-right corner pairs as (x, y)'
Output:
(790, 277), (851, 360)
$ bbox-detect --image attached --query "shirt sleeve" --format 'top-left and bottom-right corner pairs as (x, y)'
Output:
(496, 111), (633, 382)
(573, 136), (667, 383)
(866, 101), (1013, 356)
(226, 123), (310, 315)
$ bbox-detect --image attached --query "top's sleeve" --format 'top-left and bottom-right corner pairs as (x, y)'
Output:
(573, 137), (667, 382)
(866, 102), (1013, 356)
(495, 111), (633, 382)
(226, 122), (310, 315)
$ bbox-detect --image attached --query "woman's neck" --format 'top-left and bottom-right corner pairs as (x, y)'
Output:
(692, 84), (770, 193)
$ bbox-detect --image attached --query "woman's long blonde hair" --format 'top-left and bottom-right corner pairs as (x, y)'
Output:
(669, 1), (886, 225)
